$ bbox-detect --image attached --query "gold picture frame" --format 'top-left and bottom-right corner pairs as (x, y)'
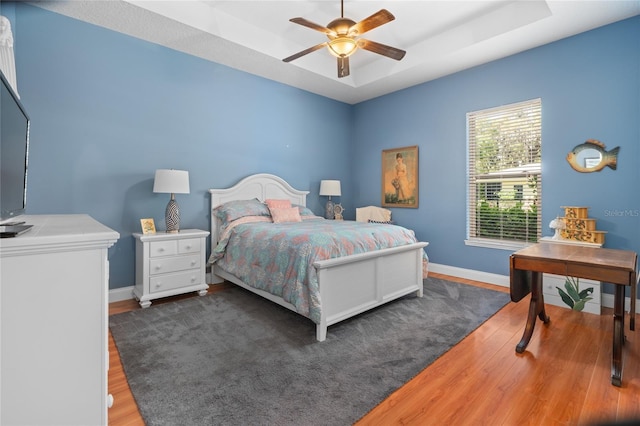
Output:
(140, 218), (156, 234)
(382, 145), (418, 208)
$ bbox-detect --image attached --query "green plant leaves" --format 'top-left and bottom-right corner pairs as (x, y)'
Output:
(556, 286), (575, 308)
(556, 277), (594, 311)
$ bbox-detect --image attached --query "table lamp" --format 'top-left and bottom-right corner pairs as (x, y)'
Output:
(319, 180), (341, 220)
(153, 169), (190, 233)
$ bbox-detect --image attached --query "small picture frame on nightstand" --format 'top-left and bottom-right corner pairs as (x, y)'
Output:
(140, 218), (156, 234)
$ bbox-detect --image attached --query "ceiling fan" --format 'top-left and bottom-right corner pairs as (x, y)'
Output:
(282, 0), (406, 78)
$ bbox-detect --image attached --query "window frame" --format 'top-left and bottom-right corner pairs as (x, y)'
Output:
(465, 98), (542, 251)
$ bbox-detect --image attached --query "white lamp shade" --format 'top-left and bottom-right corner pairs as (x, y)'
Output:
(319, 180), (341, 197)
(153, 169), (190, 194)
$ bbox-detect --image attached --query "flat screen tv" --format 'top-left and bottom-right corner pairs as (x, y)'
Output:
(0, 69), (30, 224)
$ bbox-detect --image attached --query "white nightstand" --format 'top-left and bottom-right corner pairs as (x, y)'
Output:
(539, 236), (602, 314)
(133, 229), (210, 308)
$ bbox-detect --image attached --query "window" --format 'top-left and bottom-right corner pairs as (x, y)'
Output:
(514, 185), (524, 201)
(466, 99), (542, 249)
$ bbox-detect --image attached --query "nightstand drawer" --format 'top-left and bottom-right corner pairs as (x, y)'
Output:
(150, 254), (200, 275)
(178, 238), (201, 254)
(149, 240), (178, 257)
(150, 270), (203, 293)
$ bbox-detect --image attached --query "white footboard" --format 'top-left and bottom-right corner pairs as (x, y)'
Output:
(313, 242), (429, 341)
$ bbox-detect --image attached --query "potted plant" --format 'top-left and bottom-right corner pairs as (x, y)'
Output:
(556, 276), (594, 311)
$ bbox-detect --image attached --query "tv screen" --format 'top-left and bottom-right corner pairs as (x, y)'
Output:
(0, 69), (30, 223)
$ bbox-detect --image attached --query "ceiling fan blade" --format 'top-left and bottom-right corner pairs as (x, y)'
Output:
(349, 9), (395, 36)
(290, 17), (335, 36)
(357, 39), (406, 61)
(283, 42), (328, 63)
(337, 56), (350, 78)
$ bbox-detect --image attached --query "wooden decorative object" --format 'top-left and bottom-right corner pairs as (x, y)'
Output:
(559, 206), (606, 245)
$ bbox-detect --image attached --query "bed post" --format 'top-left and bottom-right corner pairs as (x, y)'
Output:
(316, 322), (328, 342)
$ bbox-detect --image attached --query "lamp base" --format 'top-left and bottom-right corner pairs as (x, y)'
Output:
(165, 198), (180, 233)
(325, 199), (335, 220)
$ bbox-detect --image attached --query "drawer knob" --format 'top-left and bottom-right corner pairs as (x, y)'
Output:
(155, 283), (162, 289)
(107, 394), (114, 408)
(190, 260), (197, 266)
(185, 245), (192, 250)
(154, 264), (162, 271)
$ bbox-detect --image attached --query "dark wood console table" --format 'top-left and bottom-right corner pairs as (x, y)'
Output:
(510, 242), (638, 386)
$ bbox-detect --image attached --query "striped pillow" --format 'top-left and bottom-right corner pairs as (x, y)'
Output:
(368, 219), (394, 224)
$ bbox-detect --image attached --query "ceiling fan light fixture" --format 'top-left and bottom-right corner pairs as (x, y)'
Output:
(327, 37), (357, 58)
(284, 1), (403, 78)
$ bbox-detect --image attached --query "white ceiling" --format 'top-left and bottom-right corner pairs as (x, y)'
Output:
(31, 1), (640, 104)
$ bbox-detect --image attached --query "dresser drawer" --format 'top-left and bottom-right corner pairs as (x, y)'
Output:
(149, 240), (178, 257)
(150, 270), (203, 294)
(178, 238), (201, 254)
(149, 254), (200, 275)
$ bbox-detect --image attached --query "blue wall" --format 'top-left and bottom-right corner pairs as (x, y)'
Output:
(353, 16), (640, 284)
(6, 3), (639, 293)
(8, 3), (352, 289)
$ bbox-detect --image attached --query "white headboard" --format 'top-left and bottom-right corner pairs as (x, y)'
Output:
(209, 173), (309, 256)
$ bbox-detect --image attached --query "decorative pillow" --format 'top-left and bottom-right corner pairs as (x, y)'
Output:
(265, 199), (292, 210)
(294, 204), (315, 216)
(368, 219), (394, 224)
(213, 199), (270, 225)
(271, 207), (303, 223)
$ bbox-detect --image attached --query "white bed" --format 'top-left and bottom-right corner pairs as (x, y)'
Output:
(209, 173), (429, 341)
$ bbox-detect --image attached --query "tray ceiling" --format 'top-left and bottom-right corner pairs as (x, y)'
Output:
(31, 1), (640, 104)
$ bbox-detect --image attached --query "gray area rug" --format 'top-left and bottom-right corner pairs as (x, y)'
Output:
(110, 277), (509, 425)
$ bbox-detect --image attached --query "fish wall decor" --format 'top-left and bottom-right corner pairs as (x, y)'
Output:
(566, 139), (620, 173)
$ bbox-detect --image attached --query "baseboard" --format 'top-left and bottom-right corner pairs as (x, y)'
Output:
(109, 285), (134, 303)
(109, 264), (637, 313)
(600, 293), (639, 314)
(428, 262), (510, 288)
(428, 262), (640, 314)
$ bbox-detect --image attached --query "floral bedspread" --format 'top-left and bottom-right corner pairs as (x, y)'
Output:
(208, 217), (428, 324)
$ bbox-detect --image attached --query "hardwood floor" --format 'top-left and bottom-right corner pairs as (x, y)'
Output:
(108, 274), (640, 425)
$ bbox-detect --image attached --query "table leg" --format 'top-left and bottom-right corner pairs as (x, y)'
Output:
(516, 271), (550, 353)
(611, 285), (625, 387)
(630, 274), (637, 331)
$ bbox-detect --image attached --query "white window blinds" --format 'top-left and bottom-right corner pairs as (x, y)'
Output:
(467, 98), (542, 245)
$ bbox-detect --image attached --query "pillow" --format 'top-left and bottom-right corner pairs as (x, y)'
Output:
(368, 219), (394, 225)
(294, 204), (315, 216)
(265, 199), (292, 210)
(271, 207), (302, 223)
(214, 199), (270, 225)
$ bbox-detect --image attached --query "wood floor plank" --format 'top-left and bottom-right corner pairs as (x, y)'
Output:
(108, 273), (640, 426)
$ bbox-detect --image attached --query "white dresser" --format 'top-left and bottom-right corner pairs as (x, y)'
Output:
(133, 229), (209, 308)
(0, 214), (119, 425)
(539, 236), (602, 314)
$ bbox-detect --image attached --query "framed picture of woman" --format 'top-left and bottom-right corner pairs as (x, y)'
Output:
(381, 145), (418, 208)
